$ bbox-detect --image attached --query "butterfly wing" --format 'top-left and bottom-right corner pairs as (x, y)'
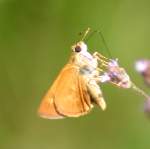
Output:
(38, 64), (92, 119)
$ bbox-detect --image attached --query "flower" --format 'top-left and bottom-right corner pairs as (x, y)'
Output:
(135, 60), (150, 86)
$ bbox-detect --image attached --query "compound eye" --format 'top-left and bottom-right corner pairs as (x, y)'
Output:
(74, 46), (81, 52)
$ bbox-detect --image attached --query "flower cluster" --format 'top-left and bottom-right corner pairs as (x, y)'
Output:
(95, 52), (150, 117)
(135, 59), (150, 117)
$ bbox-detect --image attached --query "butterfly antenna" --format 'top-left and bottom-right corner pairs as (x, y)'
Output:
(85, 30), (97, 42)
(85, 29), (113, 59)
(97, 31), (112, 59)
(81, 28), (91, 41)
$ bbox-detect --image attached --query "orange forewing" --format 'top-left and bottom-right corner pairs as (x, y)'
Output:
(38, 64), (93, 119)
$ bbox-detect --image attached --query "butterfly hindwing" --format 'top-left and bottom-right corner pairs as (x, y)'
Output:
(38, 64), (92, 119)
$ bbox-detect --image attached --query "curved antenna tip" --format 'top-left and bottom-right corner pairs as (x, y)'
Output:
(81, 28), (91, 41)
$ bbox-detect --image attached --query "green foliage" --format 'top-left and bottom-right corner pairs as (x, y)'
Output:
(1, 0), (150, 149)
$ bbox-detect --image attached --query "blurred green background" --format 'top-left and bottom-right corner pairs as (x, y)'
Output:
(1, 0), (150, 149)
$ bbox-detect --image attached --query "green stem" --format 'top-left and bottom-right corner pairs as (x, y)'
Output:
(131, 82), (150, 99)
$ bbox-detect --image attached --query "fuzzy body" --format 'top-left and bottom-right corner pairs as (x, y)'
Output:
(70, 41), (106, 110)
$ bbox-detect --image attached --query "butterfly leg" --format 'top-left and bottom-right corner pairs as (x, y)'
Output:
(87, 79), (106, 110)
(93, 52), (110, 66)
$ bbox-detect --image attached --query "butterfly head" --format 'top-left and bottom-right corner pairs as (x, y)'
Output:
(72, 41), (87, 53)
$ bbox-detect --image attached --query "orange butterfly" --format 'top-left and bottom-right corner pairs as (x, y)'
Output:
(38, 41), (107, 119)
(38, 29), (150, 119)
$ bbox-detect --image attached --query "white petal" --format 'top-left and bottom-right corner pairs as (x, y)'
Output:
(135, 61), (147, 72)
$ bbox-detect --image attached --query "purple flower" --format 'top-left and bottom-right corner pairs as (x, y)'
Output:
(106, 59), (132, 88)
(135, 59), (150, 86)
(143, 99), (150, 118)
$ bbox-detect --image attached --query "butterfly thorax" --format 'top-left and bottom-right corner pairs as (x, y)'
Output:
(69, 51), (98, 75)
